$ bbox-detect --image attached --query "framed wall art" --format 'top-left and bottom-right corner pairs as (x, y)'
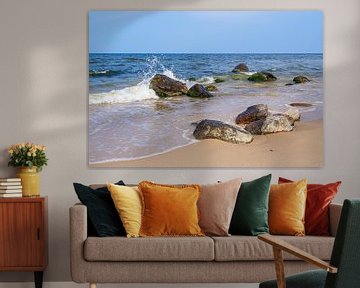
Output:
(89, 11), (323, 167)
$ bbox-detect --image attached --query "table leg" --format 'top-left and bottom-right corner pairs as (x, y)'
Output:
(34, 271), (43, 288)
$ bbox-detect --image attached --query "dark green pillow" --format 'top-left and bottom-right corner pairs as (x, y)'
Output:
(229, 174), (272, 236)
(73, 181), (126, 237)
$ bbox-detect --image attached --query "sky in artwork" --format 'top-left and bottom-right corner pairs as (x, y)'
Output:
(89, 11), (323, 53)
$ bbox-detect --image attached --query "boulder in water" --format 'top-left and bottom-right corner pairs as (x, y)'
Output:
(289, 102), (313, 108)
(248, 72), (277, 82)
(214, 77), (225, 83)
(293, 75), (310, 84)
(235, 104), (269, 125)
(149, 74), (188, 97)
(193, 119), (253, 144)
(187, 84), (214, 98)
(232, 63), (249, 73)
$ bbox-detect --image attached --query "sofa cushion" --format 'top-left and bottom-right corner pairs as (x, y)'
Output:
(73, 181), (126, 237)
(139, 181), (203, 237)
(212, 236), (334, 261)
(269, 179), (307, 236)
(278, 177), (341, 236)
(84, 236), (214, 261)
(107, 184), (142, 238)
(198, 178), (242, 236)
(229, 174), (271, 236)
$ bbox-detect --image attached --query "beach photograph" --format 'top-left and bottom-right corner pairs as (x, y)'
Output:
(88, 11), (323, 167)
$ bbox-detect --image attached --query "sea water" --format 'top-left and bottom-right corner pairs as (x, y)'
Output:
(89, 53), (323, 164)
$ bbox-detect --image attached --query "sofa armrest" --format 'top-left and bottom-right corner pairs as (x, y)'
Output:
(69, 203), (88, 283)
(329, 203), (342, 237)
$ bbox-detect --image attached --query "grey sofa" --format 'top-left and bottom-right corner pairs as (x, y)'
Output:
(70, 202), (342, 288)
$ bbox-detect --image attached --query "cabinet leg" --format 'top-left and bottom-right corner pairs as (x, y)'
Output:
(34, 271), (43, 288)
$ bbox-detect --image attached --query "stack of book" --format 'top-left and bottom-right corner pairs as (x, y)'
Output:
(0, 178), (22, 197)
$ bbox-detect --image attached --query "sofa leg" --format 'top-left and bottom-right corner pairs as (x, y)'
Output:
(89, 283), (96, 288)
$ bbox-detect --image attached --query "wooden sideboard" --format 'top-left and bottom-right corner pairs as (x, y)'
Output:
(0, 197), (48, 288)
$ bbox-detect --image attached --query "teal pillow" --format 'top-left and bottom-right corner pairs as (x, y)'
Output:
(229, 174), (272, 236)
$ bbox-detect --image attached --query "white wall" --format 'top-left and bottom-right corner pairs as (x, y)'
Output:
(0, 0), (359, 283)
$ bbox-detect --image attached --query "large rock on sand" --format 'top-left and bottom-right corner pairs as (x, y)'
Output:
(232, 63), (249, 73)
(235, 104), (269, 125)
(150, 74), (188, 97)
(187, 84), (214, 98)
(283, 107), (300, 124)
(193, 119), (253, 144)
(245, 115), (293, 135)
(272, 107), (301, 125)
(248, 72), (277, 82)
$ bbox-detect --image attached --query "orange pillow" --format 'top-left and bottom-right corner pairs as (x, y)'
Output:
(269, 179), (307, 236)
(138, 181), (204, 237)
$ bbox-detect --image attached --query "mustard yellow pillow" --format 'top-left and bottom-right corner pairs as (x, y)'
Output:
(138, 181), (204, 237)
(269, 179), (307, 236)
(107, 183), (142, 238)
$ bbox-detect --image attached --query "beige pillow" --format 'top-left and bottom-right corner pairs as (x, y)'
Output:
(198, 178), (242, 236)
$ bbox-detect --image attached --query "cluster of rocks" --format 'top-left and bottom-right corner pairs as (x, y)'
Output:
(235, 104), (300, 134)
(149, 63), (311, 100)
(150, 74), (214, 98)
(192, 104), (300, 144)
(148, 64), (307, 145)
(231, 62), (310, 85)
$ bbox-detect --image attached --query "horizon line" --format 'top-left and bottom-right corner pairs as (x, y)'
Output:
(89, 52), (323, 55)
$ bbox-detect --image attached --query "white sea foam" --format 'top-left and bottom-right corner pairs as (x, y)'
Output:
(242, 71), (256, 76)
(196, 76), (215, 84)
(89, 83), (159, 104)
(89, 56), (191, 105)
(91, 70), (109, 74)
(89, 139), (198, 164)
(162, 69), (183, 82)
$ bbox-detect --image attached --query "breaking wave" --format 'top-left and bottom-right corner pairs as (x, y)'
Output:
(89, 56), (187, 105)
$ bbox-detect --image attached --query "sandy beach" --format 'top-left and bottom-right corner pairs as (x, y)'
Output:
(90, 120), (323, 168)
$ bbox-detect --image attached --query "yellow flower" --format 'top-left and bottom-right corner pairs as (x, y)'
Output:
(8, 149), (13, 155)
(27, 152), (32, 157)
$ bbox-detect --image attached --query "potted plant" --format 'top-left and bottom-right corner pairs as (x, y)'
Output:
(8, 143), (48, 197)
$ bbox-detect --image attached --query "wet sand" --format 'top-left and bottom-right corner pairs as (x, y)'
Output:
(90, 120), (323, 168)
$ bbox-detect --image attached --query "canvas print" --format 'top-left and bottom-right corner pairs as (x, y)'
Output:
(89, 11), (323, 167)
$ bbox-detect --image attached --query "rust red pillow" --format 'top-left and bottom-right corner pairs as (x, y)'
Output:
(278, 177), (341, 236)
